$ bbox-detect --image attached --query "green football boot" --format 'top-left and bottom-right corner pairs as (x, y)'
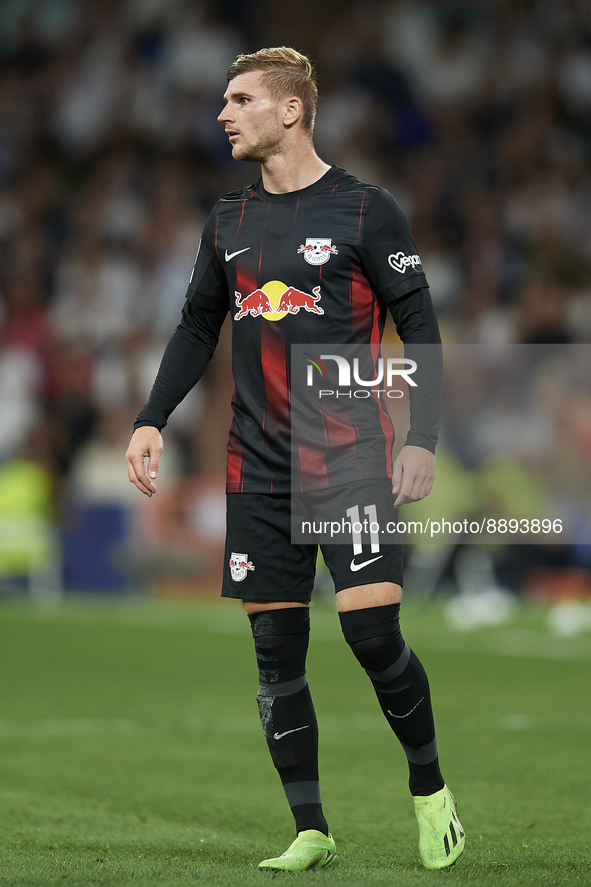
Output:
(414, 785), (465, 870)
(258, 829), (338, 871)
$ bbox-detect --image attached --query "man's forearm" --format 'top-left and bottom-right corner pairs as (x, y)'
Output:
(387, 287), (442, 453)
(134, 300), (227, 431)
(134, 326), (213, 430)
(404, 341), (442, 453)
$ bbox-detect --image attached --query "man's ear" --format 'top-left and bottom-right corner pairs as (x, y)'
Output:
(283, 96), (303, 128)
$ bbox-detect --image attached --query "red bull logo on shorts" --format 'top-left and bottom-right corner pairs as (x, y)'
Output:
(234, 280), (324, 321)
(297, 238), (339, 266)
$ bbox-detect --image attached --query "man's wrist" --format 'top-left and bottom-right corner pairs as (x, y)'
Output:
(403, 434), (437, 454)
(133, 420), (164, 433)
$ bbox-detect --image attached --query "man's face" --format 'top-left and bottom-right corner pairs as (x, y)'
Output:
(218, 71), (285, 163)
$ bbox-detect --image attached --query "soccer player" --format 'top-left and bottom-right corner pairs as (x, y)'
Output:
(126, 47), (465, 872)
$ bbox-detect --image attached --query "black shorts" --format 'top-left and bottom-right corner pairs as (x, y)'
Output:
(222, 478), (403, 602)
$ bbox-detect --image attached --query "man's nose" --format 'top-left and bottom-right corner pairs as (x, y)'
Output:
(217, 105), (231, 123)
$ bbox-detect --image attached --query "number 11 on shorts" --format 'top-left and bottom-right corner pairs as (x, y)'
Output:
(346, 504), (380, 554)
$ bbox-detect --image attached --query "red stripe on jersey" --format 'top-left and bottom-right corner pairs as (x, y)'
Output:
(331, 179), (341, 194)
(228, 269), (258, 490)
(368, 342), (394, 477)
(259, 203), (271, 276)
(322, 406), (359, 449)
(372, 378), (394, 479)
(260, 322), (291, 494)
(298, 403), (361, 489)
(294, 199), (300, 222)
(227, 382), (244, 491)
(350, 265), (374, 338)
(233, 264), (259, 326)
(260, 321), (290, 439)
(226, 428), (244, 491)
(214, 209), (221, 262)
(349, 273), (393, 478)
(295, 396), (331, 491)
(370, 288), (381, 345)
(296, 441), (328, 491)
(356, 192), (367, 243)
(236, 199), (247, 236)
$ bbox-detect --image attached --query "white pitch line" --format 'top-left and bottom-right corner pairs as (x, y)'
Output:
(0, 713), (589, 739)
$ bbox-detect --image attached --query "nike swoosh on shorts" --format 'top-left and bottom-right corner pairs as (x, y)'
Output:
(349, 555), (384, 572)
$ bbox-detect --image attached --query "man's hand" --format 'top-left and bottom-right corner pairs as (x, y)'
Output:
(391, 445), (436, 507)
(125, 426), (164, 497)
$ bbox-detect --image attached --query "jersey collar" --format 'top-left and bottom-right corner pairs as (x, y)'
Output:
(257, 165), (344, 204)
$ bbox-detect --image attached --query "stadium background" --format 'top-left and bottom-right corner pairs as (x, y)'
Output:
(0, 0), (590, 603)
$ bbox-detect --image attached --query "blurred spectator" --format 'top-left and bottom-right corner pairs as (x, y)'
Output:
(0, 346), (42, 459)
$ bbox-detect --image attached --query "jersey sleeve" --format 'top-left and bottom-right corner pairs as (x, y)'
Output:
(186, 204), (230, 311)
(387, 287), (442, 453)
(360, 189), (440, 452)
(360, 188), (427, 302)
(134, 298), (228, 431)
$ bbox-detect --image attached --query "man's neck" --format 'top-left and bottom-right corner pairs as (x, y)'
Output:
(260, 143), (331, 194)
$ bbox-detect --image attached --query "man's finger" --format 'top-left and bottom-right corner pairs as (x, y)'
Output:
(393, 482), (412, 507)
(391, 463), (403, 496)
(148, 454), (159, 480)
(127, 455), (156, 496)
(136, 457), (157, 494)
(394, 473), (434, 507)
(125, 428), (163, 497)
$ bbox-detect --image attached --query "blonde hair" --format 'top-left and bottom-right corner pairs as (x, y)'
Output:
(226, 46), (318, 136)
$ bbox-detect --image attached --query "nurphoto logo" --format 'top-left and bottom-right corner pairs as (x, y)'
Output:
(304, 353), (417, 397)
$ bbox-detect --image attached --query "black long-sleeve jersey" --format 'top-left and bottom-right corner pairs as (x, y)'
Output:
(135, 165), (442, 494)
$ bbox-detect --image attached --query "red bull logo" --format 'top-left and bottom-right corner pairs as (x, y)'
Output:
(234, 288), (273, 320)
(297, 238), (339, 266)
(276, 285), (323, 315)
(234, 280), (324, 321)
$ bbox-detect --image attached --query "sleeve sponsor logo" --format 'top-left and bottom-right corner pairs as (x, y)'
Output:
(388, 251), (422, 273)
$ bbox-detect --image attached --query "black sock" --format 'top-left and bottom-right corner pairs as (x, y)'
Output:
(249, 608), (329, 835)
(339, 603), (444, 796)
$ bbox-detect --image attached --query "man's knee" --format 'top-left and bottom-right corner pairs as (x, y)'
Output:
(248, 607), (311, 691)
(338, 602), (406, 673)
(243, 599), (310, 615)
(336, 582), (402, 612)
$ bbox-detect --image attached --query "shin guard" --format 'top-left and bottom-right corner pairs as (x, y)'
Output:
(249, 608), (328, 834)
(339, 604), (444, 796)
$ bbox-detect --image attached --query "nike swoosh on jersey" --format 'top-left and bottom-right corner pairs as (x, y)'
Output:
(273, 725), (310, 740)
(225, 247), (251, 261)
(349, 555), (384, 572)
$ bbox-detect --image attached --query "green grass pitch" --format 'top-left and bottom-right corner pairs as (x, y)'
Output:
(0, 595), (589, 886)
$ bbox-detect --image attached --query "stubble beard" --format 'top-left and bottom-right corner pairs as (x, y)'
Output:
(231, 126), (283, 164)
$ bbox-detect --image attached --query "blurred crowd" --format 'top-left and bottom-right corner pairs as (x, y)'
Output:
(0, 0), (590, 594)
